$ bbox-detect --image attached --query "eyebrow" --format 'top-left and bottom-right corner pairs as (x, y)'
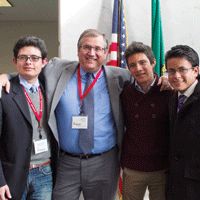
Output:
(139, 59), (148, 62)
(168, 66), (186, 69)
(17, 54), (40, 57)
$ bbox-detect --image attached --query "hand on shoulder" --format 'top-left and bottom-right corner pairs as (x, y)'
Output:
(0, 185), (12, 200)
(157, 75), (173, 91)
(0, 74), (10, 98)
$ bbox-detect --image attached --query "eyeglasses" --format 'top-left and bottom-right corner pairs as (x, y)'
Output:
(17, 55), (42, 62)
(166, 67), (194, 75)
(80, 45), (105, 53)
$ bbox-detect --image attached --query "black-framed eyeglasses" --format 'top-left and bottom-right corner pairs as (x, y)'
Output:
(80, 45), (105, 53)
(166, 67), (194, 75)
(17, 55), (42, 62)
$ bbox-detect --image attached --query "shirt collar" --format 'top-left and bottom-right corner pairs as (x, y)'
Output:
(79, 65), (104, 79)
(19, 75), (40, 91)
(135, 74), (156, 94)
(178, 79), (198, 98)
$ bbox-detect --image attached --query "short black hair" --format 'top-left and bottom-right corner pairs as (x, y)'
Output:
(165, 45), (199, 68)
(13, 36), (47, 60)
(125, 41), (155, 66)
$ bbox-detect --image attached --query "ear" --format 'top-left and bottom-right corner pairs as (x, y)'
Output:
(194, 66), (199, 77)
(42, 58), (48, 68)
(103, 49), (108, 61)
(105, 48), (108, 55)
(13, 57), (17, 66)
(77, 45), (81, 56)
(152, 59), (156, 69)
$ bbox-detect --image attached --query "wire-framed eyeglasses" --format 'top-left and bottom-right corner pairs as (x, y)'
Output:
(80, 45), (105, 53)
(166, 67), (194, 75)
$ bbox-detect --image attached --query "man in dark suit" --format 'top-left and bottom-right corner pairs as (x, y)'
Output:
(165, 45), (200, 200)
(0, 36), (58, 200)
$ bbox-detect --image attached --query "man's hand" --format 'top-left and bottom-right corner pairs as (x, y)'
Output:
(0, 74), (10, 98)
(157, 75), (173, 91)
(0, 185), (11, 200)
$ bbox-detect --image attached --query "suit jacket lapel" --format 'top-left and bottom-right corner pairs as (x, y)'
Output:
(169, 81), (200, 131)
(168, 93), (178, 133)
(50, 63), (78, 117)
(183, 81), (200, 108)
(104, 67), (119, 125)
(12, 78), (32, 126)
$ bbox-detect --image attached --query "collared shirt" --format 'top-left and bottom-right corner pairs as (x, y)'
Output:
(55, 66), (116, 154)
(178, 79), (198, 103)
(19, 75), (40, 93)
(135, 75), (156, 94)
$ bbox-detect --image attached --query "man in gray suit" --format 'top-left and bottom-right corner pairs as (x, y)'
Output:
(0, 29), (169, 200)
(40, 29), (133, 200)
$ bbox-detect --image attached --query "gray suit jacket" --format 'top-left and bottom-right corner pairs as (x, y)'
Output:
(40, 57), (133, 158)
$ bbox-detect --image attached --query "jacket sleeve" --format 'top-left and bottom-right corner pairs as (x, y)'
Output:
(0, 99), (7, 187)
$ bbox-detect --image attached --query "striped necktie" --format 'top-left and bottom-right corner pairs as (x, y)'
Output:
(177, 95), (186, 112)
(30, 85), (38, 93)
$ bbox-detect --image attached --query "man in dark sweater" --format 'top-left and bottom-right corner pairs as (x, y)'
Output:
(120, 42), (174, 200)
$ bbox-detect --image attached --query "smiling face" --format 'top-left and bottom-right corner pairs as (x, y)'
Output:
(13, 46), (47, 84)
(167, 57), (199, 93)
(128, 53), (156, 91)
(77, 35), (108, 73)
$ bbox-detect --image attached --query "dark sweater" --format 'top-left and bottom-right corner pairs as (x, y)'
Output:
(120, 74), (174, 172)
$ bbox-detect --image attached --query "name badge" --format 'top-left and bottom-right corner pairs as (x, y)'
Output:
(72, 116), (88, 129)
(34, 139), (48, 154)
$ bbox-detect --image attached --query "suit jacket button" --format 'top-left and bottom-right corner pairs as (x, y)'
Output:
(175, 156), (179, 161)
(135, 114), (139, 118)
(27, 147), (31, 152)
(152, 114), (156, 118)
(135, 103), (138, 107)
(151, 103), (155, 107)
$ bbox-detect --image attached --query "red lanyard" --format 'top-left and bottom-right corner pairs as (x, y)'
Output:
(23, 87), (43, 129)
(77, 66), (102, 104)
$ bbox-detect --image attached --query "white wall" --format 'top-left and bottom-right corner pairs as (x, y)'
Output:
(2, 1), (199, 72)
(59, 0), (200, 62)
(0, 21), (58, 73)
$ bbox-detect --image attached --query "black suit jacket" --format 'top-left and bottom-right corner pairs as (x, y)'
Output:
(0, 77), (58, 200)
(168, 78), (200, 199)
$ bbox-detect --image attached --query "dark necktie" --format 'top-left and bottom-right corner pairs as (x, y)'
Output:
(79, 73), (94, 154)
(177, 95), (186, 112)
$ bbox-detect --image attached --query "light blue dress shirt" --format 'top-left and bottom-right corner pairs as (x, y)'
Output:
(135, 75), (156, 93)
(56, 66), (116, 154)
(19, 75), (40, 93)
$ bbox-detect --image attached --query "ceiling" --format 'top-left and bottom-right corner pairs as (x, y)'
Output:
(0, 0), (58, 21)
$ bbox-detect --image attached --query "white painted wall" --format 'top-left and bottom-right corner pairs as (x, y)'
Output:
(59, 0), (200, 62)
(0, 21), (58, 73)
